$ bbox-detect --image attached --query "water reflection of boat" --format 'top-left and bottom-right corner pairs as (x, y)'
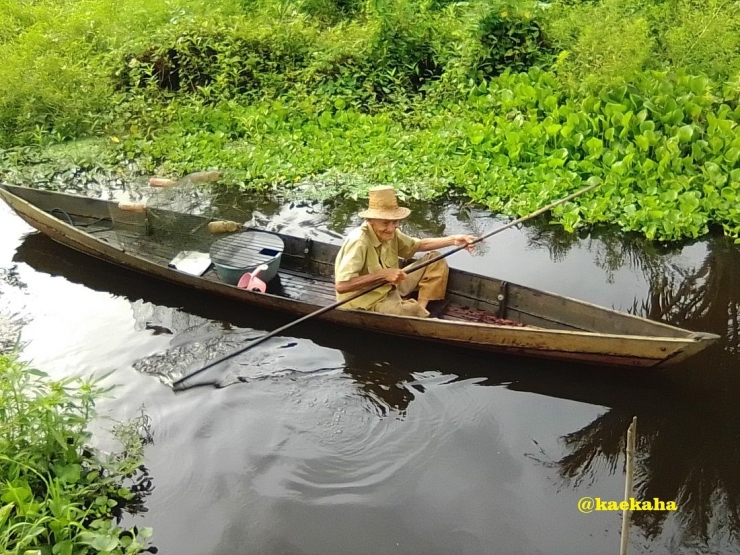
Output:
(0, 184), (719, 368)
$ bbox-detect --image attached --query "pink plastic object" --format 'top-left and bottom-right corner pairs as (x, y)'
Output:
(237, 264), (269, 292)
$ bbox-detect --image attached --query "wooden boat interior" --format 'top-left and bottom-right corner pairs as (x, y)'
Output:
(5, 185), (696, 340)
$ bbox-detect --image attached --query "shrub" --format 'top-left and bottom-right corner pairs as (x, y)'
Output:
(476, 6), (552, 79)
(545, 0), (740, 90)
(547, 0), (655, 91)
(117, 14), (318, 100)
(364, 0), (445, 98)
(659, 0), (740, 81)
(298, 0), (364, 24)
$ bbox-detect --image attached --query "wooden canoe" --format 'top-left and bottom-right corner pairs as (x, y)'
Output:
(0, 184), (719, 368)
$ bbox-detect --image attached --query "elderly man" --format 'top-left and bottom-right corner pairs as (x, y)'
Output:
(334, 186), (477, 318)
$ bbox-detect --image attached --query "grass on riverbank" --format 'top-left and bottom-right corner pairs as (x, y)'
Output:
(0, 351), (154, 554)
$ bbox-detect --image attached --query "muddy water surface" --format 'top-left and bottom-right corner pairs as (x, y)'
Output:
(1, 183), (739, 555)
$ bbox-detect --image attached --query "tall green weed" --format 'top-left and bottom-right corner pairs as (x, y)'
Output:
(0, 352), (154, 554)
(546, 0), (740, 90)
(660, 0), (740, 79)
(0, 0), (243, 145)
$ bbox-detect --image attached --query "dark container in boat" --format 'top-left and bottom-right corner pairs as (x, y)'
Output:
(209, 230), (284, 285)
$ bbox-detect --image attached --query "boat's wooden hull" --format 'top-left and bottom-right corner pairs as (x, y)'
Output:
(0, 185), (718, 368)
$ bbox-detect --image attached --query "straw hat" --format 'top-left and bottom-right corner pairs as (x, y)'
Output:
(358, 186), (411, 220)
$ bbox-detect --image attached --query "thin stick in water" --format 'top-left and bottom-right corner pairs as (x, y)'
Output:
(619, 416), (637, 555)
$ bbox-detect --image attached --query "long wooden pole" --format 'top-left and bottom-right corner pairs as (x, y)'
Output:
(620, 416), (637, 555)
(171, 181), (600, 390)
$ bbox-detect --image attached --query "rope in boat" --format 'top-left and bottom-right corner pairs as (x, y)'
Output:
(50, 208), (114, 233)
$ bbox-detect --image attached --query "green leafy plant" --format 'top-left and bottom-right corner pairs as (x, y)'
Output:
(0, 351), (155, 554)
(476, 5), (552, 79)
(3, 0), (740, 243)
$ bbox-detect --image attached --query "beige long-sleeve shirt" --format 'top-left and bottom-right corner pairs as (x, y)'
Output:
(334, 221), (421, 310)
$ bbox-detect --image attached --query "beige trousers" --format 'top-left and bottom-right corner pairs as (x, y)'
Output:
(371, 252), (449, 318)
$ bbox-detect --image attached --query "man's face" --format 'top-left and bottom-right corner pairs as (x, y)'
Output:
(367, 218), (402, 242)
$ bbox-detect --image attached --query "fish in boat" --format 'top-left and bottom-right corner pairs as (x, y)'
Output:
(0, 184), (719, 368)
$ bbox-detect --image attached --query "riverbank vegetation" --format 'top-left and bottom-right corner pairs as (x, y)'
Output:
(1, 0), (739, 241)
(0, 351), (154, 554)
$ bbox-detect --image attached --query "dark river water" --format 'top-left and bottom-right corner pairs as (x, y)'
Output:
(1, 181), (739, 555)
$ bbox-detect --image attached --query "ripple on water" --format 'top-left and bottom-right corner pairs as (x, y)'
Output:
(242, 370), (503, 509)
(136, 312), (506, 513)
